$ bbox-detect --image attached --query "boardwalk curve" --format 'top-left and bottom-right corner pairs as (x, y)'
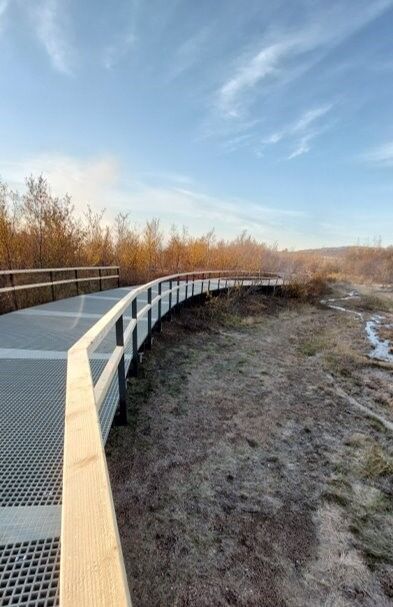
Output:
(0, 270), (284, 606)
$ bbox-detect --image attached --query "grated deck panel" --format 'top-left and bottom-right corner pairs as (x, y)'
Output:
(0, 278), (265, 604)
(0, 287), (137, 606)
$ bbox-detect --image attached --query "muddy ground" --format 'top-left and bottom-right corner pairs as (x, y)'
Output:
(106, 284), (393, 607)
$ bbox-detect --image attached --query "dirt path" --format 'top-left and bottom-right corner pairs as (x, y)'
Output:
(106, 289), (393, 607)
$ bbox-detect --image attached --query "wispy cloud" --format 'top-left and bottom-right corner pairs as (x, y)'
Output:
(291, 106), (333, 134)
(220, 132), (255, 154)
(287, 133), (316, 159)
(116, 183), (306, 243)
(0, 154), (120, 215)
(167, 26), (212, 81)
(362, 142), (393, 167)
(0, 0), (9, 31)
(28, 0), (74, 74)
(142, 171), (194, 186)
(171, 186), (305, 225)
(217, 37), (298, 118)
(0, 0), (8, 18)
(103, 32), (136, 69)
(215, 1), (393, 119)
(262, 104), (334, 159)
(0, 152), (305, 243)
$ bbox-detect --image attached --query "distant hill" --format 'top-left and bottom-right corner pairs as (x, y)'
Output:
(294, 246), (355, 258)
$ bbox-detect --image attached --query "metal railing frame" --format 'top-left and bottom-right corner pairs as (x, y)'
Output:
(61, 269), (285, 607)
(0, 266), (120, 309)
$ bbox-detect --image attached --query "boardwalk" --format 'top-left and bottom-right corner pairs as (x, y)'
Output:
(0, 276), (281, 606)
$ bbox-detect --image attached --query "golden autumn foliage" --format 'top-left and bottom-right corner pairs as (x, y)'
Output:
(0, 176), (392, 286)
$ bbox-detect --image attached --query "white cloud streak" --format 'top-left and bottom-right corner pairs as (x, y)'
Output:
(0, 154), (120, 216)
(0, 0), (8, 18)
(0, 153), (305, 243)
(142, 171), (194, 186)
(362, 142), (393, 167)
(264, 105), (333, 144)
(103, 32), (136, 69)
(218, 38), (298, 117)
(287, 133), (315, 159)
(167, 26), (212, 81)
(0, 0), (9, 32)
(29, 0), (73, 74)
(262, 104), (333, 159)
(216, 1), (393, 118)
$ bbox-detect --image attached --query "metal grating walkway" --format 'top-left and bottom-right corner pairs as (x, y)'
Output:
(0, 285), (147, 606)
(0, 277), (276, 605)
(0, 279), (220, 605)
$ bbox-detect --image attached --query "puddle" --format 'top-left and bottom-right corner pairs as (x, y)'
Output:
(321, 291), (393, 363)
(365, 316), (393, 363)
(321, 291), (363, 319)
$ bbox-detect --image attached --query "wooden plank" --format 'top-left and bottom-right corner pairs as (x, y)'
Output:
(123, 318), (137, 347)
(151, 294), (161, 307)
(136, 302), (151, 320)
(94, 345), (124, 411)
(61, 346), (131, 607)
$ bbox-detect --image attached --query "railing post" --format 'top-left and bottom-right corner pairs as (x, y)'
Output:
(168, 279), (172, 321)
(191, 275), (195, 299)
(185, 274), (189, 304)
(99, 268), (102, 291)
(273, 275), (278, 295)
(115, 314), (127, 425)
(146, 287), (152, 349)
(131, 296), (139, 376)
(176, 276), (180, 312)
(201, 273), (204, 297)
(157, 281), (162, 332)
(117, 267), (120, 288)
(50, 271), (55, 301)
(75, 269), (79, 295)
(9, 273), (18, 310)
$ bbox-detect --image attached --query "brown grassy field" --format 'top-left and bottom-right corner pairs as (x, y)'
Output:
(107, 286), (393, 606)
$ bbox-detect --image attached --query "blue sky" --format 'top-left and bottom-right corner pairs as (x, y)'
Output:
(0, 0), (393, 249)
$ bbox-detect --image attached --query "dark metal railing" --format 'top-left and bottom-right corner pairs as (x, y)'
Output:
(61, 269), (285, 606)
(0, 266), (120, 309)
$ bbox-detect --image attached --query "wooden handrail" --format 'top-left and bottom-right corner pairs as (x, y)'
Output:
(62, 347), (131, 607)
(61, 270), (284, 606)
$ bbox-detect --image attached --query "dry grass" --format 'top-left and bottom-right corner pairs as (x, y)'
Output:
(360, 293), (393, 313)
(282, 272), (330, 301)
(343, 291), (393, 314)
(324, 430), (393, 575)
(181, 287), (287, 331)
(107, 288), (393, 606)
(298, 320), (366, 378)
(363, 444), (393, 478)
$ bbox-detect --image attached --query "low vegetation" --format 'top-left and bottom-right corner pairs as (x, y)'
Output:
(107, 287), (393, 606)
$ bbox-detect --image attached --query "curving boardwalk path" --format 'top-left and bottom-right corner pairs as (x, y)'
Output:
(0, 277), (279, 606)
(0, 285), (144, 607)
